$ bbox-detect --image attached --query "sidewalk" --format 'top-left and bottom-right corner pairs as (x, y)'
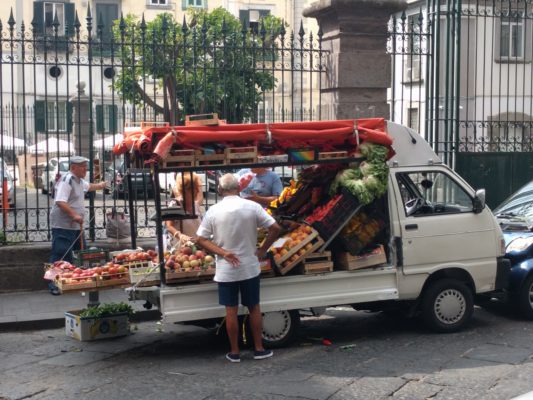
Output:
(0, 288), (160, 331)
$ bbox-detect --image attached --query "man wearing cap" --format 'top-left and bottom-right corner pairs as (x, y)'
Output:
(48, 156), (106, 295)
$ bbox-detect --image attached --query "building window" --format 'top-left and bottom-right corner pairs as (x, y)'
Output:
(500, 19), (524, 59)
(96, 105), (118, 133)
(33, 1), (75, 38)
(408, 107), (419, 132)
(239, 9), (270, 33)
(403, 14), (422, 82)
(95, 2), (119, 48)
(182, 0), (207, 10)
(34, 100), (72, 133)
(149, 0), (168, 4)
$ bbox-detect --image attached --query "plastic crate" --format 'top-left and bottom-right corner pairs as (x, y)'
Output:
(311, 190), (360, 240)
(128, 261), (160, 286)
(72, 248), (109, 269)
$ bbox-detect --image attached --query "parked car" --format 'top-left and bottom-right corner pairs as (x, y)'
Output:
(105, 162), (154, 200)
(493, 180), (533, 319)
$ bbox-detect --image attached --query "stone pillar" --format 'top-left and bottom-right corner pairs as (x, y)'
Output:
(69, 81), (92, 158)
(303, 0), (407, 120)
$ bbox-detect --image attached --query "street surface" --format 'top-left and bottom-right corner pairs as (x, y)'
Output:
(1, 303), (532, 400)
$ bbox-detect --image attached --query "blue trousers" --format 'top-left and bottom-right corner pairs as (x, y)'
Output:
(49, 228), (86, 264)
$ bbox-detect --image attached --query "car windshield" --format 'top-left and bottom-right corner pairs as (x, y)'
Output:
(494, 180), (533, 223)
(58, 161), (70, 172)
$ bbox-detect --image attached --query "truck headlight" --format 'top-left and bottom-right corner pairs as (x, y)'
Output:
(506, 236), (533, 253)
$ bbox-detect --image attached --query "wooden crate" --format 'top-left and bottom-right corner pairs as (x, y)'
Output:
(301, 251), (333, 275)
(273, 233), (325, 276)
(225, 146), (257, 164)
(96, 276), (131, 288)
(140, 121), (170, 128)
(318, 151), (348, 160)
(195, 150), (226, 167)
(185, 113), (219, 126)
(165, 268), (215, 283)
(162, 149), (195, 168)
(56, 277), (97, 293)
(260, 259), (276, 278)
(334, 245), (387, 271)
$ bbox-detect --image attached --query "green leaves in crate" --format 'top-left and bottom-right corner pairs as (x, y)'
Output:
(79, 302), (134, 319)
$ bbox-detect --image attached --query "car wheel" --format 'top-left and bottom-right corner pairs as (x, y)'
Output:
(421, 278), (474, 333)
(259, 310), (300, 348)
(516, 274), (533, 320)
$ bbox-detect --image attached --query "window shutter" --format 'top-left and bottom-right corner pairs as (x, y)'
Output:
(494, 18), (502, 61)
(64, 3), (75, 37)
(259, 10), (270, 19)
(525, 19), (532, 62)
(239, 10), (250, 31)
(67, 101), (73, 132)
(96, 105), (104, 133)
(33, 2), (44, 36)
(182, 0), (188, 10)
(109, 105), (118, 133)
(35, 100), (46, 132)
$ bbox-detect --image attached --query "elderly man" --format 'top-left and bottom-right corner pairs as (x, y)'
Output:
(48, 156), (107, 295)
(196, 173), (282, 363)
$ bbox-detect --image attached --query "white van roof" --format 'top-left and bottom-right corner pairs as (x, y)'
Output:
(386, 121), (442, 168)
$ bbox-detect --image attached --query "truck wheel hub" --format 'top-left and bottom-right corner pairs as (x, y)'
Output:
(262, 311), (291, 341)
(434, 289), (465, 324)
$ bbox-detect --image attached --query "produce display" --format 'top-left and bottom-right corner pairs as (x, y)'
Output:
(54, 262), (130, 291)
(164, 245), (216, 276)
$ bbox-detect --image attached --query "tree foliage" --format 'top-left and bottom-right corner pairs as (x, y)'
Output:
(112, 8), (286, 124)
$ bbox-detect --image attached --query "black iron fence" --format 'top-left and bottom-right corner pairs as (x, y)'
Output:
(389, 1), (533, 206)
(0, 8), (327, 243)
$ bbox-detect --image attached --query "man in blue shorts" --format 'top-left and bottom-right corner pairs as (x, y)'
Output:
(237, 167), (283, 207)
(196, 173), (282, 362)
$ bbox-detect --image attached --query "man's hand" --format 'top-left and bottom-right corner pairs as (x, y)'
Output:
(72, 214), (83, 226)
(256, 248), (268, 260)
(99, 181), (107, 190)
(222, 251), (240, 267)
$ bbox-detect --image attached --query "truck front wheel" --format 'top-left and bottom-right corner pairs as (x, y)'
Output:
(421, 279), (474, 333)
(516, 274), (533, 320)
(261, 310), (300, 348)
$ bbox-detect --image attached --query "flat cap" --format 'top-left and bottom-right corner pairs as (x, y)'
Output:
(69, 156), (89, 164)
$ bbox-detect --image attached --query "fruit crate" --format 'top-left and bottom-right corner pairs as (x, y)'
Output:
(300, 251), (333, 275)
(165, 268), (216, 283)
(65, 310), (129, 341)
(310, 189), (362, 242)
(337, 216), (385, 255)
(162, 149), (195, 168)
(318, 151), (348, 160)
(334, 245), (387, 271)
(72, 248), (109, 269)
(270, 226), (325, 276)
(128, 261), (160, 286)
(195, 149), (226, 167)
(225, 146), (257, 165)
(260, 259), (275, 278)
(185, 113), (219, 126)
(56, 276), (97, 292)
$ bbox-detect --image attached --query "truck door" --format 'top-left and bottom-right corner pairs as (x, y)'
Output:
(392, 168), (497, 275)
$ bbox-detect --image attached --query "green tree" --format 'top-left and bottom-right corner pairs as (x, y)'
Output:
(113, 8), (285, 124)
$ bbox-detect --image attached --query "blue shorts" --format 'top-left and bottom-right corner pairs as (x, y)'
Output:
(218, 275), (260, 307)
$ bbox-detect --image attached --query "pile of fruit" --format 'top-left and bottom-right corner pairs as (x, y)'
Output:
(55, 262), (129, 286)
(164, 245), (215, 273)
(270, 224), (315, 267)
(113, 250), (157, 264)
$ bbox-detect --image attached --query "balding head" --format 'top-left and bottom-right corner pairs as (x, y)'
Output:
(218, 173), (240, 195)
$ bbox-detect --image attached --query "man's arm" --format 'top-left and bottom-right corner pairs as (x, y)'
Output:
(88, 181), (107, 192)
(247, 191), (277, 207)
(256, 222), (282, 259)
(56, 201), (83, 226)
(196, 236), (240, 267)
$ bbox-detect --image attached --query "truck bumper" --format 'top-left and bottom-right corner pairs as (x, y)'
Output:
(495, 256), (511, 291)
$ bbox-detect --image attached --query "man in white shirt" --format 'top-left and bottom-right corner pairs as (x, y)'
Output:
(48, 156), (106, 294)
(196, 173), (282, 363)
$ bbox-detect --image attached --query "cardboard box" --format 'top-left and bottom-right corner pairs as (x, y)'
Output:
(65, 310), (129, 341)
(335, 245), (387, 271)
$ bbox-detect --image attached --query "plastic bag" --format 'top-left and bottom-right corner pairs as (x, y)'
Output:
(106, 208), (131, 240)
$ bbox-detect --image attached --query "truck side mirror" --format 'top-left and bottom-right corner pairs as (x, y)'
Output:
(473, 189), (486, 214)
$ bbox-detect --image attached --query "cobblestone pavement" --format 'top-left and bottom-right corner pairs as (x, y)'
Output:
(0, 303), (532, 400)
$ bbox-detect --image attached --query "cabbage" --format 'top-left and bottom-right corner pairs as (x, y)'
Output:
(359, 142), (389, 162)
(343, 179), (374, 205)
(329, 168), (362, 195)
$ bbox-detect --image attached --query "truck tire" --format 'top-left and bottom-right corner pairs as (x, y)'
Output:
(261, 310), (300, 348)
(517, 274), (533, 320)
(421, 279), (473, 333)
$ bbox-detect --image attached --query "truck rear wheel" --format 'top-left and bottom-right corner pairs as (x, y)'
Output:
(261, 310), (300, 348)
(421, 279), (473, 333)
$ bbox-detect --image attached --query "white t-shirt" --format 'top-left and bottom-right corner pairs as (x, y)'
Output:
(196, 195), (275, 282)
(50, 172), (89, 230)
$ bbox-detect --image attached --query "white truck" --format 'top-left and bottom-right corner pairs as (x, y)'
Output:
(129, 121), (510, 347)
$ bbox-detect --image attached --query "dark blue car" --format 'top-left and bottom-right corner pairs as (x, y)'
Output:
(494, 180), (533, 319)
